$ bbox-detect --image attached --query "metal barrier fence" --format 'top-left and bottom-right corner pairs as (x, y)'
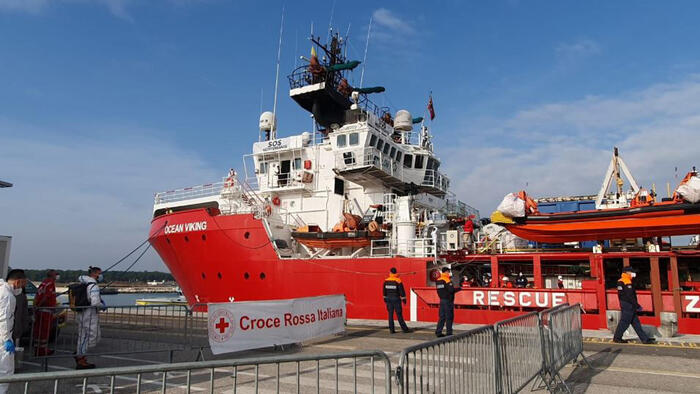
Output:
(539, 304), (589, 393)
(2, 350), (392, 394)
(30, 304), (191, 369)
(494, 312), (550, 394)
(396, 304), (587, 394)
(395, 325), (498, 394)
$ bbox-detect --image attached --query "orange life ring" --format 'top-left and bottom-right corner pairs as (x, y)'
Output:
(272, 196), (281, 206)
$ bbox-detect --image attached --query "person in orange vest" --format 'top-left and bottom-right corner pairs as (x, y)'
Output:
(613, 267), (655, 344)
(382, 268), (411, 334)
(435, 267), (461, 337)
(33, 270), (59, 356)
(502, 275), (514, 288)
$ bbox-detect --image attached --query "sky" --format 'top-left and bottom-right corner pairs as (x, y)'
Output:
(1, 0), (699, 271)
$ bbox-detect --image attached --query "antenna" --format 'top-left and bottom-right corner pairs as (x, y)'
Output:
(326, 0), (336, 44)
(359, 16), (372, 88)
(272, 5), (285, 139)
(294, 29), (298, 68)
(344, 23), (351, 58)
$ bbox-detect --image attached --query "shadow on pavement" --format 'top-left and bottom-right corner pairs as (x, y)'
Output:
(564, 347), (621, 394)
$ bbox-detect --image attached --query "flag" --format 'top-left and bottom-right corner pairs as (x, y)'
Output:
(311, 46), (317, 59)
(427, 95), (435, 120)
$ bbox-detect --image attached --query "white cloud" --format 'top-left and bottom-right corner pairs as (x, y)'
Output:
(372, 8), (415, 35)
(0, 0), (48, 13)
(0, 0), (203, 20)
(0, 119), (220, 271)
(440, 76), (700, 217)
(555, 39), (601, 59)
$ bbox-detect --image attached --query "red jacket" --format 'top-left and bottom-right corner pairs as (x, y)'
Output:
(463, 220), (474, 234)
(35, 278), (57, 308)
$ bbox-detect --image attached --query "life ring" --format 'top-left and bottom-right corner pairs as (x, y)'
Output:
(265, 205), (272, 215)
(224, 176), (235, 188)
(271, 196), (281, 206)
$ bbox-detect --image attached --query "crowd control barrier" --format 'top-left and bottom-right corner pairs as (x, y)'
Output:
(1, 350), (392, 394)
(395, 325), (498, 393)
(494, 312), (550, 394)
(396, 304), (587, 394)
(29, 304), (191, 370)
(538, 304), (590, 393)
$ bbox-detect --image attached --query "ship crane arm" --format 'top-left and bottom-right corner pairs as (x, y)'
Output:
(595, 147), (640, 208)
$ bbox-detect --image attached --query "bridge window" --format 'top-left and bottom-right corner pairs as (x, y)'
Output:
(349, 132), (359, 146)
(383, 142), (390, 155)
(259, 162), (268, 174)
(293, 158), (302, 170)
(369, 134), (377, 147)
(414, 155), (424, 169)
(334, 177), (345, 195)
(396, 151), (403, 163)
(376, 139), (384, 152)
(390, 147), (397, 159)
(337, 134), (347, 148)
(403, 154), (413, 168)
(427, 158), (435, 171)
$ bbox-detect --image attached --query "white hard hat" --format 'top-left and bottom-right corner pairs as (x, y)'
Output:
(502, 276), (509, 281)
(558, 275), (563, 280)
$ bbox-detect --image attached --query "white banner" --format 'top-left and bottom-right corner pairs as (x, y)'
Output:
(207, 295), (346, 354)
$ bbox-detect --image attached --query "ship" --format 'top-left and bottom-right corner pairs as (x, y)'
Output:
(149, 32), (700, 336)
(148, 32), (478, 319)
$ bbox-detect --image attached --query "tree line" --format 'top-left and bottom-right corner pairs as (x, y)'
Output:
(19, 269), (174, 283)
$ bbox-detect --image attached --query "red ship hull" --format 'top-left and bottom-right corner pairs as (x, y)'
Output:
(148, 209), (431, 319)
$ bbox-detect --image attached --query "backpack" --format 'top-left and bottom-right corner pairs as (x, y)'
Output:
(68, 283), (92, 311)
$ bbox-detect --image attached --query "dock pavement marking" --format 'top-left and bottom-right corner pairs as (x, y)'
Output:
(578, 365), (700, 380)
(584, 337), (700, 349)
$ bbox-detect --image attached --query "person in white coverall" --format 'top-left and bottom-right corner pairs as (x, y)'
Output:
(0, 269), (28, 394)
(75, 266), (104, 369)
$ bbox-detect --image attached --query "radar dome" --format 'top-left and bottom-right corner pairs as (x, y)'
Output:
(259, 112), (277, 131)
(394, 110), (413, 131)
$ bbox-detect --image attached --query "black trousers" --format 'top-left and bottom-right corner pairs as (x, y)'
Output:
(386, 298), (409, 332)
(613, 303), (650, 342)
(436, 299), (454, 335)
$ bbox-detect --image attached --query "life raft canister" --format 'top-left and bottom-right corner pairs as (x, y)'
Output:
(272, 196), (281, 206)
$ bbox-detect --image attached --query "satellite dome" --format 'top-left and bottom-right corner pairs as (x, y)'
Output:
(259, 112), (277, 131)
(394, 110), (412, 131)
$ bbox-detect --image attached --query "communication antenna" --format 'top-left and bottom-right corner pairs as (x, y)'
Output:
(359, 16), (372, 88)
(326, 0), (336, 44)
(343, 23), (351, 58)
(271, 5), (285, 139)
(294, 29), (298, 68)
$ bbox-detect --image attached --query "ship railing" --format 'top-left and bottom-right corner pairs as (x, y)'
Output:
(445, 192), (480, 219)
(422, 169), (449, 193)
(336, 147), (408, 182)
(397, 238), (437, 259)
(154, 180), (226, 204)
(371, 239), (393, 257)
(5, 349), (393, 394)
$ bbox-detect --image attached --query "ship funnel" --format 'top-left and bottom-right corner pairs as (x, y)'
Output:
(394, 110), (413, 131)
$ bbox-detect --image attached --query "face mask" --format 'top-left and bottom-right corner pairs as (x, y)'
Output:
(97, 274), (104, 282)
(630, 272), (636, 278)
(55, 275), (60, 281)
(12, 288), (22, 296)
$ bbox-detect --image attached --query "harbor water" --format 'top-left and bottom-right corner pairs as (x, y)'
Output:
(100, 292), (180, 305)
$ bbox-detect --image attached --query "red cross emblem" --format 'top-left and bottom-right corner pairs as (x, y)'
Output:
(209, 308), (235, 343)
(216, 317), (230, 334)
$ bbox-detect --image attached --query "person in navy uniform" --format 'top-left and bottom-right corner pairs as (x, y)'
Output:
(613, 266), (656, 344)
(383, 268), (411, 334)
(435, 267), (461, 337)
